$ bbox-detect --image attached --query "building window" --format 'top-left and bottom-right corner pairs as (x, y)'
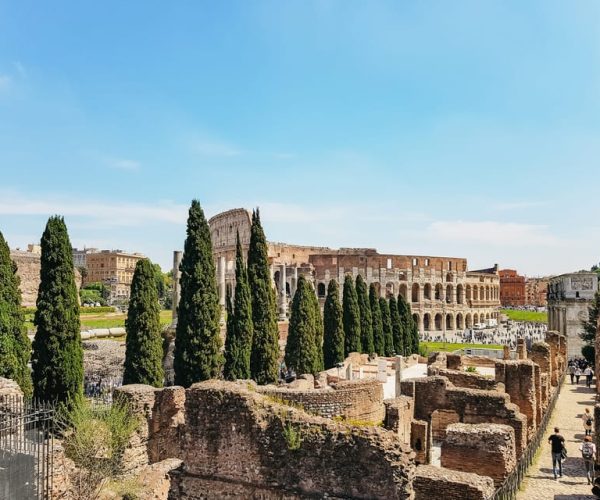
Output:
(387, 258), (392, 269)
(447, 261), (452, 271)
(412, 258), (418, 266)
(425, 258), (430, 266)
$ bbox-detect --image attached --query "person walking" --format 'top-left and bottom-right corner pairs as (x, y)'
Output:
(580, 435), (596, 484)
(575, 366), (582, 385)
(569, 363), (576, 384)
(584, 365), (594, 388)
(581, 408), (594, 436)
(548, 427), (566, 479)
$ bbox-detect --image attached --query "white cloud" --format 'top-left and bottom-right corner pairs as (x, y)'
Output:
(492, 200), (548, 211)
(107, 158), (141, 171)
(426, 220), (560, 247)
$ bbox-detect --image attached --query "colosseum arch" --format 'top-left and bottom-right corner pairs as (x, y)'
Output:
(317, 282), (326, 298)
(465, 313), (472, 328)
(446, 273), (453, 282)
(399, 283), (408, 300)
(456, 313), (464, 330)
(434, 313), (443, 331)
(473, 313), (479, 324)
(466, 284), (472, 301)
(486, 313), (490, 320)
(434, 283), (443, 301)
(486, 286), (490, 301)
(273, 270), (281, 292)
(456, 284), (464, 304)
(424, 283), (432, 300)
(386, 282), (395, 297)
(446, 314), (454, 330)
(424, 313), (431, 331)
(472, 286), (478, 301)
(412, 283), (420, 302)
(445, 284), (453, 303)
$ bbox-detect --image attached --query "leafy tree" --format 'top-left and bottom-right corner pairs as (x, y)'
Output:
(310, 283), (324, 372)
(405, 300), (420, 355)
(31, 216), (83, 404)
(355, 275), (374, 354)
(0, 231), (32, 396)
(224, 233), (254, 380)
(397, 294), (411, 355)
(285, 276), (320, 375)
(581, 290), (600, 359)
(123, 259), (164, 387)
(388, 295), (403, 356)
(379, 297), (394, 356)
(248, 209), (279, 384)
(342, 275), (361, 356)
(173, 200), (222, 387)
(323, 279), (345, 369)
(370, 284), (384, 356)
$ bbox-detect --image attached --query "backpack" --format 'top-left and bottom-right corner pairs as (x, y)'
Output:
(587, 417), (593, 427)
(582, 442), (594, 460)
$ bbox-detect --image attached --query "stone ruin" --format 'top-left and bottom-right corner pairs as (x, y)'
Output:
(41, 330), (567, 499)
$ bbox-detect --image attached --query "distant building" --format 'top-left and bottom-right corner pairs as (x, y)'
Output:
(547, 272), (598, 359)
(499, 269), (526, 307)
(525, 277), (550, 307)
(72, 247), (99, 269)
(84, 250), (145, 303)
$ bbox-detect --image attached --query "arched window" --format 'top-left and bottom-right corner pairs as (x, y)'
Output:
(317, 282), (326, 297)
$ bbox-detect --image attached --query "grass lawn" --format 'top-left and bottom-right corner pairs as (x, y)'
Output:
(25, 309), (173, 331)
(500, 309), (547, 324)
(421, 342), (503, 353)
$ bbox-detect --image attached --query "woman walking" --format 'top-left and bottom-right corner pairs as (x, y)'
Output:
(575, 366), (582, 384)
(580, 435), (596, 484)
(581, 408), (594, 436)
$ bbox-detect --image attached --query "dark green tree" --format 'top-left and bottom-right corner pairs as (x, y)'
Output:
(388, 295), (403, 356)
(0, 231), (32, 396)
(224, 233), (254, 380)
(581, 290), (600, 360)
(405, 300), (420, 355)
(323, 280), (345, 369)
(370, 284), (384, 356)
(355, 275), (374, 354)
(285, 276), (319, 375)
(248, 209), (279, 384)
(31, 216), (83, 404)
(173, 200), (222, 387)
(310, 283), (324, 372)
(397, 294), (411, 355)
(342, 275), (361, 356)
(379, 297), (394, 356)
(123, 259), (164, 387)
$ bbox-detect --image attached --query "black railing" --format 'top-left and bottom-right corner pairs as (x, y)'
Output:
(0, 397), (55, 500)
(493, 372), (566, 500)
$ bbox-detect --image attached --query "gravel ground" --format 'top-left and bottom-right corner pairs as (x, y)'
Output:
(83, 340), (125, 379)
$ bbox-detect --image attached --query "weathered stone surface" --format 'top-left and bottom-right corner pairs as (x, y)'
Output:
(414, 465), (494, 500)
(385, 396), (414, 445)
(441, 423), (516, 487)
(495, 360), (537, 437)
(428, 367), (499, 392)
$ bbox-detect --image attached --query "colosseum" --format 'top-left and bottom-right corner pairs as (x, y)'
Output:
(204, 208), (500, 336)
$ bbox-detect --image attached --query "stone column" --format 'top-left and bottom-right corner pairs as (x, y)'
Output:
(503, 345), (511, 360)
(279, 263), (287, 320)
(395, 356), (403, 397)
(171, 251), (182, 323)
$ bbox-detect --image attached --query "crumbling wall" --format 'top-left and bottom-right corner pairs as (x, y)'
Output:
(530, 342), (551, 410)
(411, 420), (429, 465)
(441, 423), (516, 487)
(494, 360), (537, 436)
(428, 368), (499, 392)
(414, 465), (494, 500)
(260, 379), (385, 423)
(546, 331), (565, 387)
(385, 396), (414, 445)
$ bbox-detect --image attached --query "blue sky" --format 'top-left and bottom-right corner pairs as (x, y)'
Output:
(0, 1), (598, 276)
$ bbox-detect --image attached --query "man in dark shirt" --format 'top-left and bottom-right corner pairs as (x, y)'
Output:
(548, 427), (565, 479)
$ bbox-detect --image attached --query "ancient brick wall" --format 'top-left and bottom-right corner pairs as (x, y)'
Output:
(260, 379), (385, 423)
(384, 396), (414, 445)
(495, 360), (537, 436)
(11, 251), (41, 307)
(441, 423), (516, 487)
(414, 465), (495, 500)
(428, 368), (499, 392)
(411, 420), (429, 465)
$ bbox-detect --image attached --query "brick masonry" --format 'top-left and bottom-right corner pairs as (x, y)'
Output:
(414, 465), (495, 500)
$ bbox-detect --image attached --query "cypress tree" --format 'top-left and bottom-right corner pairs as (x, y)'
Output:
(224, 233), (254, 380)
(388, 295), (403, 356)
(248, 209), (279, 385)
(174, 200), (222, 387)
(31, 216), (83, 404)
(285, 276), (319, 375)
(370, 284), (384, 356)
(379, 297), (394, 357)
(407, 302), (420, 355)
(310, 284), (324, 373)
(123, 259), (164, 387)
(342, 275), (361, 356)
(397, 294), (410, 355)
(0, 231), (32, 396)
(323, 280), (345, 369)
(355, 275), (374, 354)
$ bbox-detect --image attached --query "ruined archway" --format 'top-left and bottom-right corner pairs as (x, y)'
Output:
(411, 283), (420, 303)
(456, 313), (464, 330)
(424, 313), (431, 331)
(446, 313), (454, 330)
(386, 282), (395, 297)
(434, 313), (443, 331)
(445, 284), (453, 304)
(456, 284), (464, 304)
(465, 313), (472, 328)
(435, 283), (443, 301)
(424, 283), (432, 300)
(317, 282), (326, 298)
(399, 283), (408, 300)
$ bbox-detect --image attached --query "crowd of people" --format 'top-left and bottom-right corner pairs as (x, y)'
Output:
(83, 375), (122, 401)
(568, 358), (594, 387)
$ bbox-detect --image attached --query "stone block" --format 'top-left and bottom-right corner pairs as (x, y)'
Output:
(414, 465), (495, 500)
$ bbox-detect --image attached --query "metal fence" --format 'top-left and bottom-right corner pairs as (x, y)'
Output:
(0, 397), (55, 500)
(493, 372), (566, 500)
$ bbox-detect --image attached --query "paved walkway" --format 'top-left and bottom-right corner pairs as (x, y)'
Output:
(518, 379), (597, 500)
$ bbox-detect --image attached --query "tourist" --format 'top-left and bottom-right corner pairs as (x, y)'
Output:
(575, 366), (582, 385)
(548, 427), (565, 479)
(580, 435), (596, 484)
(581, 408), (594, 436)
(569, 363), (576, 384)
(585, 365), (594, 388)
